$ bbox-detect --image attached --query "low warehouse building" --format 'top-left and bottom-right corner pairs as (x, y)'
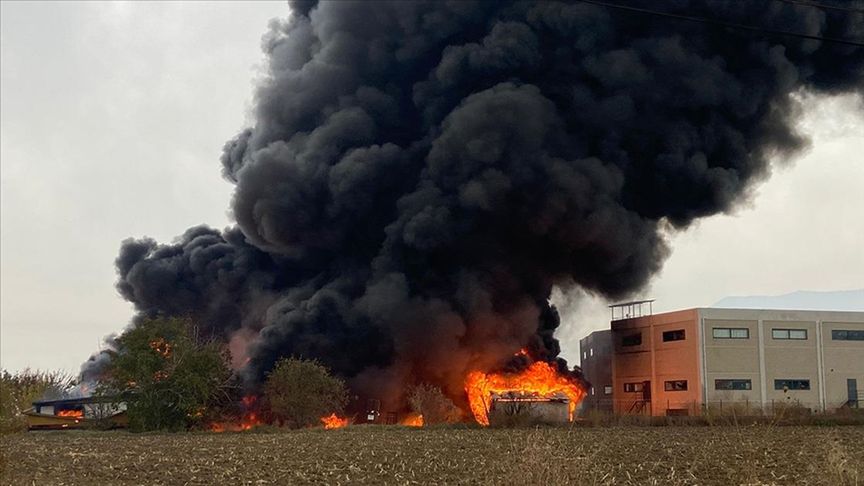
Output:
(24, 396), (128, 430)
(487, 391), (571, 425)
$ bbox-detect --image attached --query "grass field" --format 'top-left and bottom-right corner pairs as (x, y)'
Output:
(2, 425), (862, 485)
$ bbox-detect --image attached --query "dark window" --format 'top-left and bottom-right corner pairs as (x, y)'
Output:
(772, 329), (807, 340)
(712, 328), (749, 339)
(622, 333), (642, 347)
(664, 380), (688, 391)
(715, 379), (752, 391)
(832, 330), (864, 341)
(624, 382), (644, 392)
(774, 379), (810, 390)
(662, 329), (686, 342)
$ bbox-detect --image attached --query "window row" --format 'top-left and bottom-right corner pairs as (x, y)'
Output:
(713, 379), (810, 390)
(590, 385), (614, 396)
(713, 328), (810, 340)
(621, 329), (686, 346)
(623, 381), (690, 392)
(622, 326), (860, 345)
(622, 379), (812, 392)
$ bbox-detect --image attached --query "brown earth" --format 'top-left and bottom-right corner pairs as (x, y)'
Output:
(1, 425), (862, 485)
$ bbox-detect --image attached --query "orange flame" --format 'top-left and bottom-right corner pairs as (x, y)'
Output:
(399, 413), (424, 427)
(209, 395), (262, 432)
(320, 413), (349, 429)
(149, 338), (172, 358)
(56, 409), (83, 419)
(464, 361), (586, 426)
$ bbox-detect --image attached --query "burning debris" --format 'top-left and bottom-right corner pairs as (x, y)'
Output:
(399, 413), (424, 427)
(465, 360), (586, 426)
(55, 409), (84, 419)
(209, 395), (263, 432)
(84, 0), (864, 422)
(320, 413), (350, 429)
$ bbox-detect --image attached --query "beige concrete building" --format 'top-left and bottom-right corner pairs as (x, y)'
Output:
(605, 307), (864, 415)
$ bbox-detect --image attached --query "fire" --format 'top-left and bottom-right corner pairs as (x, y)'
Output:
(464, 360), (586, 426)
(320, 413), (349, 429)
(209, 395), (262, 432)
(399, 413), (424, 427)
(149, 338), (172, 358)
(56, 409), (83, 419)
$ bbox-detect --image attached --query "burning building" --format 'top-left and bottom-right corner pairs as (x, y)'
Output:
(487, 392), (571, 425)
(80, 0), (864, 422)
(24, 396), (128, 430)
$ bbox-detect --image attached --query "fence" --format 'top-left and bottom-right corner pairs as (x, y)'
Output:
(578, 396), (860, 418)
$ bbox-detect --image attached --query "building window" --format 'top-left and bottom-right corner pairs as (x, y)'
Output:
(622, 333), (642, 347)
(590, 348), (594, 356)
(583, 351), (587, 360)
(662, 329), (685, 342)
(664, 380), (688, 391)
(624, 382), (644, 392)
(712, 328), (749, 339)
(604, 385), (612, 395)
(772, 329), (807, 340)
(715, 379), (752, 391)
(774, 379), (810, 390)
(832, 330), (864, 341)
(590, 387), (595, 396)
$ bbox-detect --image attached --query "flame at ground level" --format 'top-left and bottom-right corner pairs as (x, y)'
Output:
(210, 412), (261, 432)
(464, 361), (587, 426)
(320, 413), (349, 429)
(209, 395), (262, 432)
(399, 413), (423, 427)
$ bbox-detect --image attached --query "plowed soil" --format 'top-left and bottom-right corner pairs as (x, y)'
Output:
(2, 426), (862, 485)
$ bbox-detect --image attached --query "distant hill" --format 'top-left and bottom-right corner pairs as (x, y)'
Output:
(712, 289), (864, 311)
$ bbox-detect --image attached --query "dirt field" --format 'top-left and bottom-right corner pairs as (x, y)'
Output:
(2, 425), (862, 485)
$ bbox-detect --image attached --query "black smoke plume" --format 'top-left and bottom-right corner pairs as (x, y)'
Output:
(90, 1), (863, 406)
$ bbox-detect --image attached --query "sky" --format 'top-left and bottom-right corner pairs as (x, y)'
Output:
(1, 1), (862, 375)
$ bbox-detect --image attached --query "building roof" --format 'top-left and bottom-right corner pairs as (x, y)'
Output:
(32, 396), (123, 407)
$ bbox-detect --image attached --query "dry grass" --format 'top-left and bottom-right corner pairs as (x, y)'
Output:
(1, 425), (862, 485)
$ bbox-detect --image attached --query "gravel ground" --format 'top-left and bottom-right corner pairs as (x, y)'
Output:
(2, 425), (862, 485)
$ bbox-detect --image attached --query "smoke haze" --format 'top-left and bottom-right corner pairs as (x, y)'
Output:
(93, 0), (863, 405)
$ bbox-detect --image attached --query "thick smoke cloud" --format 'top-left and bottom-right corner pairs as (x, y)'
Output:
(103, 1), (862, 406)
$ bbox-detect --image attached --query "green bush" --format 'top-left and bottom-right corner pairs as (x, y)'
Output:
(264, 357), (348, 428)
(99, 317), (233, 432)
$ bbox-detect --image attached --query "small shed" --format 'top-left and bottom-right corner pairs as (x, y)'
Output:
(488, 391), (570, 425)
(24, 396), (128, 430)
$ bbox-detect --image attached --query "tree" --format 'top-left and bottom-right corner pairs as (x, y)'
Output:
(0, 369), (73, 433)
(264, 357), (348, 428)
(408, 383), (461, 425)
(99, 317), (232, 431)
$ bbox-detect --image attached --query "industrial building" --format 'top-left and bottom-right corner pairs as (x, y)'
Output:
(580, 302), (864, 416)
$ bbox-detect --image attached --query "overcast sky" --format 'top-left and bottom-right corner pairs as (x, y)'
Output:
(2, 1), (862, 374)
